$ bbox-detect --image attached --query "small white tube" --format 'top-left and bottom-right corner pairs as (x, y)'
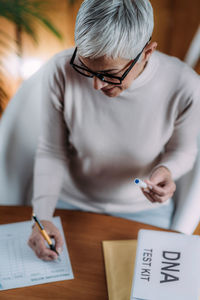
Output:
(134, 178), (148, 188)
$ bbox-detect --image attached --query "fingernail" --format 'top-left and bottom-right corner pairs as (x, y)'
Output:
(57, 247), (63, 254)
(143, 188), (150, 193)
(148, 185), (153, 190)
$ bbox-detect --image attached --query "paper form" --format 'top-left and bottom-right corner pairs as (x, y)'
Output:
(0, 216), (73, 290)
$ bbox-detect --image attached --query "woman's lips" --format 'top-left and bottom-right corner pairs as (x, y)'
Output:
(102, 87), (115, 92)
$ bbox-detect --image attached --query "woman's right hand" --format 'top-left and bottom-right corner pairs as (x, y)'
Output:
(28, 220), (64, 261)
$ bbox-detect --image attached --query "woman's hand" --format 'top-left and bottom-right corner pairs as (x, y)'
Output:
(142, 166), (176, 203)
(28, 220), (64, 261)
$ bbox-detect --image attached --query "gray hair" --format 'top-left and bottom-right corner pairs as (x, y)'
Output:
(75, 0), (154, 60)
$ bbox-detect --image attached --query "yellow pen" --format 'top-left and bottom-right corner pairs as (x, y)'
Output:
(32, 213), (59, 256)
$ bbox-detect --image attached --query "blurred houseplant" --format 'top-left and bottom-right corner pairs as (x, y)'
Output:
(0, 0), (64, 115)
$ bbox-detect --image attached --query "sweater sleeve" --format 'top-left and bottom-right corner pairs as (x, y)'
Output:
(32, 58), (68, 220)
(153, 84), (200, 180)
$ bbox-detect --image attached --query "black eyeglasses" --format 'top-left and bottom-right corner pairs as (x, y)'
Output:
(70, 40), (150, 85)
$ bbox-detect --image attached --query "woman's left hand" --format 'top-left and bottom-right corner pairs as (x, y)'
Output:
(142, 166), (176, 203)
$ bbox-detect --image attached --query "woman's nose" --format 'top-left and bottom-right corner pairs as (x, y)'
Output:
(93, 76), (108, 90)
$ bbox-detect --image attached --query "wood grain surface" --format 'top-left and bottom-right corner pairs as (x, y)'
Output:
(0, 205), (162, 300)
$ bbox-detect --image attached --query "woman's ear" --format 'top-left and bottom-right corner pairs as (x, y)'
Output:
(143, 41), (158, 61)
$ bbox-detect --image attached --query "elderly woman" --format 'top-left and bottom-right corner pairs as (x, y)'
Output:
(28, 0), (200, 260)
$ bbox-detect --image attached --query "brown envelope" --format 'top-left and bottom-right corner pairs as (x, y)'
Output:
(102, 240), (137, 300)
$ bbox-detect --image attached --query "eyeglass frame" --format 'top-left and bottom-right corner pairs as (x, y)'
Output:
(70, 39), (151, 85)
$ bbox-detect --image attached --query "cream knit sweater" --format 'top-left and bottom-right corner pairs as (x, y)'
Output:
(32, 49), (200, 220)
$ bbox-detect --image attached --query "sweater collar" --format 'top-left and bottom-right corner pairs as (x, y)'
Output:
(121, 51), (159, 93)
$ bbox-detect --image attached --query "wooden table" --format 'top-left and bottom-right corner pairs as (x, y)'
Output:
(0, 205), (163, 300)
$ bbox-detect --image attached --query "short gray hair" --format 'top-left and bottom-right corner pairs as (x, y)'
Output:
(75, 0), (154, 60)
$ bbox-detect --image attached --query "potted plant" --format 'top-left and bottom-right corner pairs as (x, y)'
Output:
(0, 0), (66, 114)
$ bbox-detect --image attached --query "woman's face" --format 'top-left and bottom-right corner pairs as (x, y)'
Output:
(80, 41), (157, 98)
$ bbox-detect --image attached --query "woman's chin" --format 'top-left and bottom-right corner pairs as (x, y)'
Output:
(102, 86), (122, 97)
